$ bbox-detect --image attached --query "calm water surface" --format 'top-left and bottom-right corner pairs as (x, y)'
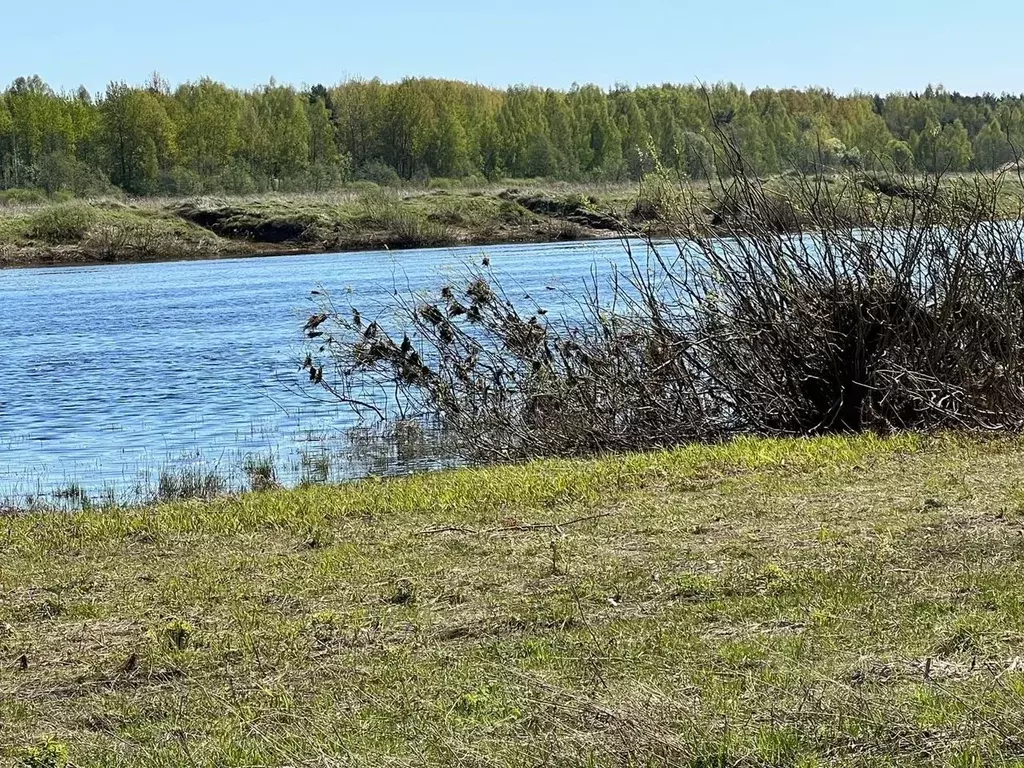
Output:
(0, 239), (652, 501)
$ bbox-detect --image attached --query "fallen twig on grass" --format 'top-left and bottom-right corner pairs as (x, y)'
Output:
(417, 512), (615, 537)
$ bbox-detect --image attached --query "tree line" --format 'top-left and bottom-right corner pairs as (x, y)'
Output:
(2, 74), (1023, 197)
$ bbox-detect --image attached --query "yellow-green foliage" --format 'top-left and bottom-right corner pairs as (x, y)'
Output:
(0, 75), (1019, 200)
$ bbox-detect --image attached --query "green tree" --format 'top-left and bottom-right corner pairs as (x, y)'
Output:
(10, 73), (1024, 196)
(175, 78), (243, 184)
(615, 90), (652, 180)
(305, 95), (345, 190)
(380, 79), (432, 178)
(425, 103), (469, 177)
(885, 139), (915, 172)
(913, 118), (972, 173)
(973, 118), (1013, 170)
(257, 82), (309, 184)
(100, 82), (175, 194)
(496, 87), (546, 178)
(682, 132), (715, 179)
(759, 92), (798, 169)
(570, 85), (623, 178)
(331, 79), (388, 171)
(0, 94), (13, 187)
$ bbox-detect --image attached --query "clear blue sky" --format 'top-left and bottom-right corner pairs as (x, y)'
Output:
(5, 0), (1022, 96)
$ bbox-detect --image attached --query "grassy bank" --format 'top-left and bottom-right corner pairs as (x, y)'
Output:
(4, 173), (1023, 269)
(0, 183), (649, 269)
(4, 433), (1024, 765)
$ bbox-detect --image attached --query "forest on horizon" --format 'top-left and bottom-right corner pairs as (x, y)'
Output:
(3, 74), (1024, 198)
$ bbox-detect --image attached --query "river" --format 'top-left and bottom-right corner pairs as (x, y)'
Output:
(0, 238), (651, 504)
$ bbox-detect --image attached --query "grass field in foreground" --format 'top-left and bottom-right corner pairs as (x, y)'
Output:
(3, 433), (1024, 766)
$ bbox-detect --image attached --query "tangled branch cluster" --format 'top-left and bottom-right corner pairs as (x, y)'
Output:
(305, 159), (1024, 461)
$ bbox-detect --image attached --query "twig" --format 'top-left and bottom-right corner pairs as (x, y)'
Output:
(417, 525), (478, 535)
(485, 512), (616, 534)
(417, 512), (615, 537)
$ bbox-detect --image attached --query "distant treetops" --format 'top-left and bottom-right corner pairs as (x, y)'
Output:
(0, 75), (1018, 197)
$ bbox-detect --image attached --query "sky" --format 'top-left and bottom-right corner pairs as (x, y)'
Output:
(4, 0), (1023, 96)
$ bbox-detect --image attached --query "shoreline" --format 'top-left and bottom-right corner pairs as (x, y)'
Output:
(5, 174), (1022, 271)
(0, 227), (648, 271)
(0, 185), (668, 271)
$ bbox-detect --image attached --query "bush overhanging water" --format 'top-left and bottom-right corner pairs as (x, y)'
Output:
(306, 153), (1024, 460)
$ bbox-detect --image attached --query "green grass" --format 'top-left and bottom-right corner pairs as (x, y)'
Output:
(4, 432), (1024, 765)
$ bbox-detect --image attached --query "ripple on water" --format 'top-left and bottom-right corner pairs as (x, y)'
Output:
(0, 238), (662, 503)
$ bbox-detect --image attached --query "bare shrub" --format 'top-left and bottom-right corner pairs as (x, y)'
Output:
(304, 155), (1024, 461)
(85, 222), (172, 258)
